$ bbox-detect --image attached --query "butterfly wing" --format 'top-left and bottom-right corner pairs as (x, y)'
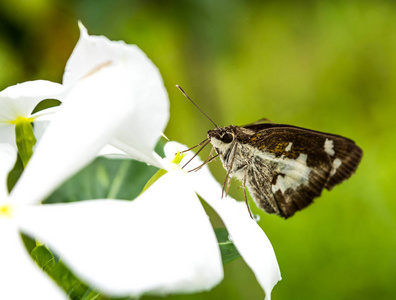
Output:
(244, 125), (362, 218)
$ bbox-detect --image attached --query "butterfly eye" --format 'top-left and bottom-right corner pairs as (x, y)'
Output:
(221, 133), (234, 143)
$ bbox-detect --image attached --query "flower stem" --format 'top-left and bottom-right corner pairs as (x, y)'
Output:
(14, 117), (36, 167)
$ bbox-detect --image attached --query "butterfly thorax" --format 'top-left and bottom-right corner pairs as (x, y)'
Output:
(207, 126), (258, 181)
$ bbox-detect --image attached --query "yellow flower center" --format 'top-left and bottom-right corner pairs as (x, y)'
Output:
(8, 116), (34, 125)
(171, 151), (186, 165)
(0, 204), (13, 218)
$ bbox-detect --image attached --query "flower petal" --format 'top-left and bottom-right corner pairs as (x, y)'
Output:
(62, 22), (128, 86)
(17, 170), (223, 297)
(98, 144), (131, 158)
(64, 23), (169, 167)
(0, 220), (66, 300)
(0, 143), (17, 201)
(0, 80), (65, 122)
(31, 106), (60, 144)
(0, 124), (16, 150)
(98, 144), (164, 169)
(194, 174), (281, 300)
(110, 139), (164, 167)
(165, 142), (281, 300)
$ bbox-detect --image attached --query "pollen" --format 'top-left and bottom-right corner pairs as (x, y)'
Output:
(0, 204), (13, 218)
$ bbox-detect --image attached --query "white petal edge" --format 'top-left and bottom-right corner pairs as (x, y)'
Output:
(98, 144), (131, 159)
(17, 170), (223, 297)
(98, 144), (163, 167)
(98, 143), (165, 170)
(164, 141), (281, 300)
(0, 220), (66, 300)
(110, 139), (164, 167)
(62, 22), (126, 86)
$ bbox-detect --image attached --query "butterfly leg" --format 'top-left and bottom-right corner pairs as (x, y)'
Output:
(188, 147), (218, 172)
(181, 139), (211, 169)
(225, 176), (232, 197)
(178, 138), (209, 153)
(222, 142), (238, 198)
(242, 175), (253, 219)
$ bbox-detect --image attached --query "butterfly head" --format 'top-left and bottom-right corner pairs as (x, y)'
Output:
(207, 126), (237, 152)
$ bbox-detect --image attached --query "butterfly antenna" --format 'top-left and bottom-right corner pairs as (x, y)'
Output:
(176, 85), (218, 128)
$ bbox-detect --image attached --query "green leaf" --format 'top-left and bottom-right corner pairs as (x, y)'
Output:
(20, 233), (38, 254)
(7, 155), (24, 192)
(45, 157), (158, 203)
(215, 228), (241, 265)
(31, 245), (56, 272)
(31, 99), (61, 114)
(50, 260), (90, 299)
(50, 260), (129, 300)
(81, 289), (103, 300)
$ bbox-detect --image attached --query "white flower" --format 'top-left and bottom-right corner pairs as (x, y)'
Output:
(1, 23), (171, 299)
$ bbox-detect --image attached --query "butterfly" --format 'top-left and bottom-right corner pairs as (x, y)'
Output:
(177, 86), (363, 218)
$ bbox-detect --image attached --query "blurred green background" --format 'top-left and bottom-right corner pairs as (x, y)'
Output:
(1, 0), (395, 299)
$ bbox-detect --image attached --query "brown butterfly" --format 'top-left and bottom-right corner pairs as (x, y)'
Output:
(177, 86), (363, 218)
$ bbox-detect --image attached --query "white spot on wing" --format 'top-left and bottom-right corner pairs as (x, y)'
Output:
(271, 153), (311, 194)
(285, 142), (292, 152)
(324, 138), (335, 156)
(330, 158), (342, 176)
